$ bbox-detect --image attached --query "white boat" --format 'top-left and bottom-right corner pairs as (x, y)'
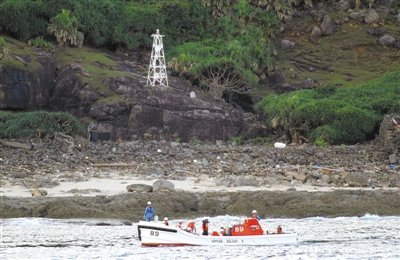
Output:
(137, 219), (298, 246)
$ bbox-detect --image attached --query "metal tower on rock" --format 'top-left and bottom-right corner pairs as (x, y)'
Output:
(147, 29), (168, 87)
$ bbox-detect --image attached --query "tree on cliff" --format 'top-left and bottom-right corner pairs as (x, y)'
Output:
(196, 61), (248, 99)
(47, 9), (84, 48)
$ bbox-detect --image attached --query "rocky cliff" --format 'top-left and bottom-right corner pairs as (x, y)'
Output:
(0, 38), (245, 141)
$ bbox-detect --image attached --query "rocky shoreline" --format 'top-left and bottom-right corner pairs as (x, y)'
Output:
(1, 189), (399, 220)
(1, 138), (399, 219)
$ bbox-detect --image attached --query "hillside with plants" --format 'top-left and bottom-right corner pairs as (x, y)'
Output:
(0, 0), (399, 145)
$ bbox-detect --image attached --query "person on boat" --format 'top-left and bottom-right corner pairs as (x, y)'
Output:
(220, 227), (227, 236)
(185, 220), (196, 233)
(163, 217), (169, 226)
(251, 210), (261, 220)
(177, 221), (183, 229)
(202, 219), (209, 236)
(143, 201), (156, 222)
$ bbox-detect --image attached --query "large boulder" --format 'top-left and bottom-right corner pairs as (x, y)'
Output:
(152, 179), (175, 192)
(128, 88), (243, 142)
(126, 184), (153, 193)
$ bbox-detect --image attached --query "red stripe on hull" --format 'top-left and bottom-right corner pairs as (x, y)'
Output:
(141, 243), (199, 247)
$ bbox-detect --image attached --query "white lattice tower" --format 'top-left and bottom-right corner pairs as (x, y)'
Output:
(147, 29), (169, 87)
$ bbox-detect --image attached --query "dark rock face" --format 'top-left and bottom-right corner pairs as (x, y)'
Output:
(128, 88), (244, 141)
(0, 52), (56, 109)
(49, 63), (99, 116)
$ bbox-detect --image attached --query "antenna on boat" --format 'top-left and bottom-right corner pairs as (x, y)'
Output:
(147, 29), (169, 88)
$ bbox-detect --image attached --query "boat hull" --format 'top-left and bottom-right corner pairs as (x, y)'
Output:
(137, 221), (298, 246)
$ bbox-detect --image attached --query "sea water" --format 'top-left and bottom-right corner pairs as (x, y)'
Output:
(1, 215), (399, 259)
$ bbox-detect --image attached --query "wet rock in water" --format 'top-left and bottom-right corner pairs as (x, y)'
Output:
(153, 179), (175, 191)
(31, 189), (48, 197)
(126, 184), (153, 193)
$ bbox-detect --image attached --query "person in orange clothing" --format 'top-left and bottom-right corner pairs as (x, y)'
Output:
(202, 219), (209, 235)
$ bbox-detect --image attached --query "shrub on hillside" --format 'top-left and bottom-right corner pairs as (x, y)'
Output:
(0, 111), (85, 139)
(112, 3), (164, 50)
(70, 0), (122, 47)
(0, 0), (47, 41)
(169, 0), (277, 99)
(258, 71), (400, 144)
(47, 9), (84, 47)
(28, 36), (55, 52)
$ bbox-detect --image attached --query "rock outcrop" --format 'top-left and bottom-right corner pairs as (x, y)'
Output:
(379, 115), (400, 163)
(0, 52), (56, 109)
(2, 190), (400, 219)
(128, 88), (243, 141)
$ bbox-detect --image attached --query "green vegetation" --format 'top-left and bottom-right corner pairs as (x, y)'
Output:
(0, 36), (43, 72)
(0, 0), (280, 94)
(169, 0), (277, 98)
(258, 71), (400, 144)
(47, 9), (84, 47)
(229, 136), (243, 145)
(56, 47), (132, 94)
(0, 111), (85, 139)
(0, 36), (8, 59)
(28, 36), (55, 52)
(0, 0), (47, 41)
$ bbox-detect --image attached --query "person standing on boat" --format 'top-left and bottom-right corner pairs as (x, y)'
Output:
(202, 219), (209, 235)
(144, 201), (156, 221)
(251, 210), (261, 220)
